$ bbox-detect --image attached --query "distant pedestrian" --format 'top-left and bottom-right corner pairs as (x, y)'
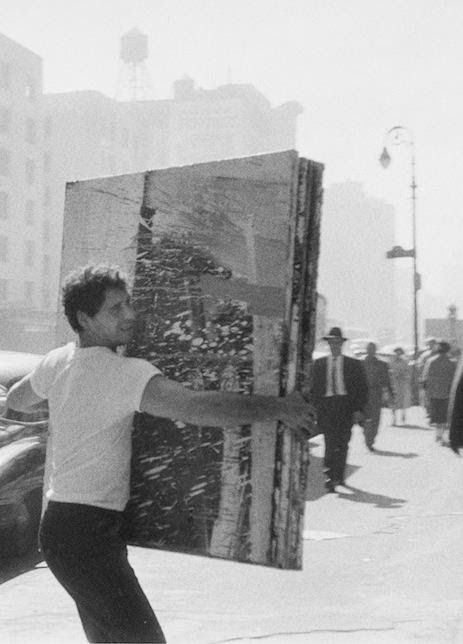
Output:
(389, 347), (411, 425)
(311, 327), (368, 492)
(418, 337), (438, 416)
(418, 337), (438, 374)
(362, 342), (394, 451)
(422, 340), (456, 444)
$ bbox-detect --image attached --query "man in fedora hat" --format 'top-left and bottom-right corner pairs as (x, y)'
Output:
(311, 327), (368, 492)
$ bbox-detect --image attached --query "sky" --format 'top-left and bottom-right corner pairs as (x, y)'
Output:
(1, 0), (463, 321)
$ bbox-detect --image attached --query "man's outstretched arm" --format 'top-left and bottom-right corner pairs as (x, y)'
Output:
(6, 373), (46, 413)
(140, 375), (315, 436)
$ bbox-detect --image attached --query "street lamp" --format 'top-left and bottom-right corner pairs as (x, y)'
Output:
(380, 125), (420, 401)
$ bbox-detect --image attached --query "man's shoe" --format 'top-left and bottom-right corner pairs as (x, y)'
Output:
(324, 481), (335, 493)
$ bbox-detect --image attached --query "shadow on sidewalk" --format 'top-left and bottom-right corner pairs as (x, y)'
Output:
(370, 448), (419, 458)
(393, 423), (430, 431)
(305, 453), (361, 501)
(305, 450), (411, 507)
(0, 548), (44, 585)
(335, 485), (406, 508)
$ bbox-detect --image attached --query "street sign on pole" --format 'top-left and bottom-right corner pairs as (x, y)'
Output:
(386, 245), (415, 259)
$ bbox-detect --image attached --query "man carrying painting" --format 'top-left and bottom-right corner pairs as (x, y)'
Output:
(6, 263), (314, 644)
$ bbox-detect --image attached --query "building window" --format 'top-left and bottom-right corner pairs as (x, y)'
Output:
(43, 186), (51, 207)
(44, 116), (52, 138)
(25, 199), (34, 225)
(0, 192), (8, 219)
(0, 148), (10, 175)
(0, 62), (10, 90)
(26, 159), (35, 184)
(25, 118), (36, 144)
(0, 235), (8, 262)
(42, 218), (51, 242)
(42, 286), (51, 309)
(121, 128), (129, 147)
(43, 152), (51, 173)
(0, 107), (10, 133)
(25, 240), (35, 267)
(43, 253), (51, 274)
(0, 279), (7, 301)
(25, 281), (34, 303)
(42, 219), (50, 243)
(25, 77), (36, 100)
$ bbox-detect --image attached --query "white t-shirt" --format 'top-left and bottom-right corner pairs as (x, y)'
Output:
(30, 342), (161, 511)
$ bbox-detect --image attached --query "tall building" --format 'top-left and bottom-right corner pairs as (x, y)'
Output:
(42, 90), (138, 311)
(0, 33), (54, 350)
(0, 33), (43, 306)
(118, 76), (302, 171)
(317, 182), (396, 345)
(164, 76), (302, 166)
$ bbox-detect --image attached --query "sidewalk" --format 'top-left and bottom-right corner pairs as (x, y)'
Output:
(2, 407), (463, 643)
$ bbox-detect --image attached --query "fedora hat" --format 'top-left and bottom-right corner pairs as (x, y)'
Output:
(323, 326), (347, 341)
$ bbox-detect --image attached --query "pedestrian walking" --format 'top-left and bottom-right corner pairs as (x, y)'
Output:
(311, 327), (368, 492)
(422, 340), (457, 444)
(418, 337), (438, 416)
(6, 264), (314, 644)
(389, 347), (411, 425)
(362, 341), (394, 451)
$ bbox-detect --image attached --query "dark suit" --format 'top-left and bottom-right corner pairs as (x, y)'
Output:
(362, 356), (393, 449)
(448, 359), (463, 450)
(311, 355), (368, 485)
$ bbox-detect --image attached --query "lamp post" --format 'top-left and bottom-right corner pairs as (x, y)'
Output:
(380, 125), (420, 402)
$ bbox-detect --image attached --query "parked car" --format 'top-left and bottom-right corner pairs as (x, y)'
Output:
(0, 350), (47, 557)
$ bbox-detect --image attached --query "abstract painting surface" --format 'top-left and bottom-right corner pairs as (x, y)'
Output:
(59, 151), (324, 569)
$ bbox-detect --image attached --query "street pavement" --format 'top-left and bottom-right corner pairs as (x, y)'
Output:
(1, 406), (463, 644)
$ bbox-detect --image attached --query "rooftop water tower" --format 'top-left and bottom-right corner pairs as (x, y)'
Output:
(116, 28), (152, 101)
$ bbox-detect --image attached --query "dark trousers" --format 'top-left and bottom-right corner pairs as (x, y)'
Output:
(39, 501), (166, 643)
(318, 396), (353, 484)
(363, 393), (382, 448)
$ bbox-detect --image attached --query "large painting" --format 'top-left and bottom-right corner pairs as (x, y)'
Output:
(59, 151), (324, 569)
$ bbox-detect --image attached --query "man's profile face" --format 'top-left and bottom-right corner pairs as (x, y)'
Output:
(327, 338), (343, 356)
(78, 288), (136, 348)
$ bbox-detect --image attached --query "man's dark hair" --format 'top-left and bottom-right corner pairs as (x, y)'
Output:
(62, 264), (128, 332)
